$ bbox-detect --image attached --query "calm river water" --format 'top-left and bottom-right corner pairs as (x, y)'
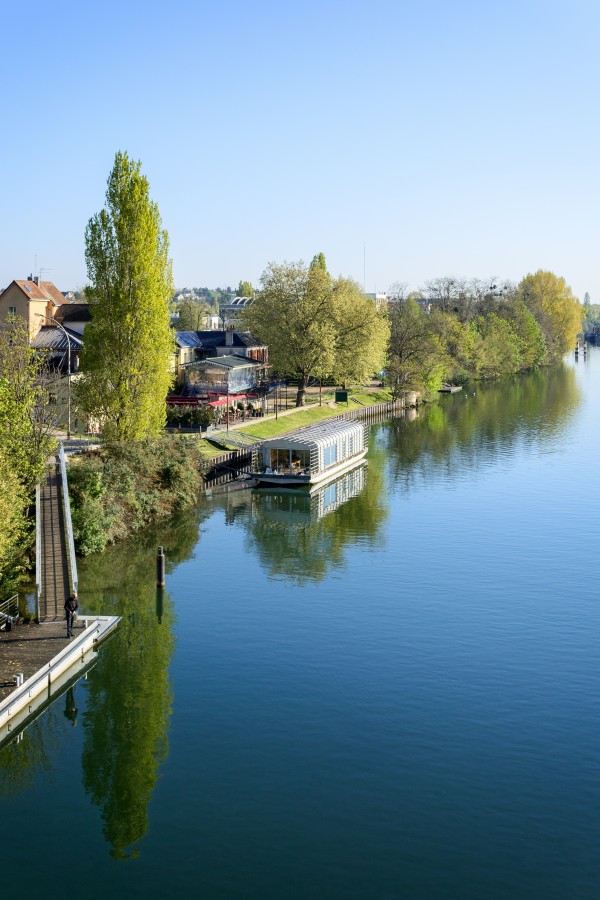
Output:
(2, 353), (600, 899)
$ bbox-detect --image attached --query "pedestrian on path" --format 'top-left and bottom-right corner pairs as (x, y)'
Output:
(65, 590), (78, 638)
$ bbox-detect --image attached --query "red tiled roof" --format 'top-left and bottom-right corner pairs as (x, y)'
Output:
(40, 281), (66, 305)
(13, 279), (65, 304)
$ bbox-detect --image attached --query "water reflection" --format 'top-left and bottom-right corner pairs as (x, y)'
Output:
(383, 364), (581, 488)
(77, 508), (206, 858)
(257, 463), (368, 525)
(214, 455), (388, 584)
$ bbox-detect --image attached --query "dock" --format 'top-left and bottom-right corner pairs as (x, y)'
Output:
(0, 615), (120, 747)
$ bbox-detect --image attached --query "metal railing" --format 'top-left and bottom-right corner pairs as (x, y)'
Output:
(0, 594), (19, 629)
(58, 443), (78, 594)
(35, 482), (42, 621)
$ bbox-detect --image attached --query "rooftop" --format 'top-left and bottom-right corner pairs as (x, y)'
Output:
(31, 326), (83, 351)
(11, 279), (66, 304)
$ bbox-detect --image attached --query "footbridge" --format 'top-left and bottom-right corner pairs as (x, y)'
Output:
(36, 443), (78, 622)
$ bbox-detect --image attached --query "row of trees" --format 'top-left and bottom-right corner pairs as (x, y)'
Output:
(385, 271), (582, 396)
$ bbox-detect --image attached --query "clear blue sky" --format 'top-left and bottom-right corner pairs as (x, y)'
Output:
(2, 0), (598, 299)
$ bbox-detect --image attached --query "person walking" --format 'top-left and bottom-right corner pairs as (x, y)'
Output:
(65, 589), (78, 638)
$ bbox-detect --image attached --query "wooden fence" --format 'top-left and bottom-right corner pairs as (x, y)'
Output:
(203, 448), (258, 489)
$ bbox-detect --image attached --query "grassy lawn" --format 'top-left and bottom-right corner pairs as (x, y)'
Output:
(236, 388), (393, 441)
(185, 388), (396, 448)
(168, 434), (226, 460)
(237, 404), (343, 440)
(349, 389), (393, 405)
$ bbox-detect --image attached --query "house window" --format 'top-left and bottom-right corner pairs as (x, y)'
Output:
(8, 306), (16, 317)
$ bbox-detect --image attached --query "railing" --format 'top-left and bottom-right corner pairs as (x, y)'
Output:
(35, 482), (42, 622)
(0, 594), (19, 629)
(58, 443), (78, 594)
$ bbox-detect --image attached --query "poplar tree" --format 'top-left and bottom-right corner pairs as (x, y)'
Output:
(78, 152), (175, 441)
(518, 270), (582, 363)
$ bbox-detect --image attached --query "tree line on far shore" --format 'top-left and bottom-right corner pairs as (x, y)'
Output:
(383, 272), (582, 398)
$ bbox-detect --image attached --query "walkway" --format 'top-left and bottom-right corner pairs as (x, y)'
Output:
(39, 458), (70, 622)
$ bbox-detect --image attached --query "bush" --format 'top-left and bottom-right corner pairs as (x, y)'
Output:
(68, 436), (207, 555)
(166, 403), (215, 428)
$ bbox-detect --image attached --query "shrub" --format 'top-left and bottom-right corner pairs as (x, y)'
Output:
(68, 436), (206, 555)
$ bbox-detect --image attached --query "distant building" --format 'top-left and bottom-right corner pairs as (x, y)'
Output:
(0, 276), (67, 336)
(173, 328), (268, 385)
(219, 295), (254, 326)
(0, 276), (90, 372)
(366, 292), (388, 310)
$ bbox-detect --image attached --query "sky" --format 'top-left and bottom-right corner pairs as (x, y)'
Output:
(2, 0), (598, 299)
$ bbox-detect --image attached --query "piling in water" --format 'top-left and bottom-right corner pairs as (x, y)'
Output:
(157, 546), (166, 588)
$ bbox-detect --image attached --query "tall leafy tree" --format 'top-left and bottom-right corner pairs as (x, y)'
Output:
(387, 299), (444, 395)
(241, 259), (336, 406)
(518, 270), (582, 363)
(0, 449), (27, 593)
(330, 277), (389, 387)
(237, 279), (254, 297)
(78, 152), (175, 441)
(242, 256), (388, 405)
(0, 319), (55, 493)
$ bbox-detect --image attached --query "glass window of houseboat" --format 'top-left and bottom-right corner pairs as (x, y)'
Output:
(291, 449), (309, 472)
(323, 444), (337, 468)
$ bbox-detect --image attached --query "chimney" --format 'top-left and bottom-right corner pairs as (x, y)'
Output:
(33, 275), (40, 286)
(226, 327), (234, 347)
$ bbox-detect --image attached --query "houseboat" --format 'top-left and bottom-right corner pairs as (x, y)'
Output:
(255, 419), (368, 488)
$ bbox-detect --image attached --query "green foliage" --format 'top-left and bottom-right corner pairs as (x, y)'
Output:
(0, 449), (29, 594)
(175, 297), (211, 331)
(78, 151), (175, 441)
(518, 270), (582, 362)
(387, 299), (444, 395)
(237, 279), (254, 297)
(241, 257), (388, 405)
(0, 319), (56, 493)
(165, 404), (215, 428)
(387, 272), (574, 390)
(0, 320), (55, 591)
(68, 436), (206, 554)
(330, 278), (390, 387)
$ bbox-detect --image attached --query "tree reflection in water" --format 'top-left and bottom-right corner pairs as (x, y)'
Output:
(77, 507), (206, 858)
(215, 443), (389, 584)
(384, 364), (581, 489)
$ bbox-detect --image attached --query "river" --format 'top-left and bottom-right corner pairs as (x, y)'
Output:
(1, 353), (599, 899)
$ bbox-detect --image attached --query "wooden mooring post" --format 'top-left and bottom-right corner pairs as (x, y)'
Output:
(156, 546), (166, 587)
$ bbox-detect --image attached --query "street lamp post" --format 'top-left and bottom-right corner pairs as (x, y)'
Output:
(36, 313), (71, 439)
